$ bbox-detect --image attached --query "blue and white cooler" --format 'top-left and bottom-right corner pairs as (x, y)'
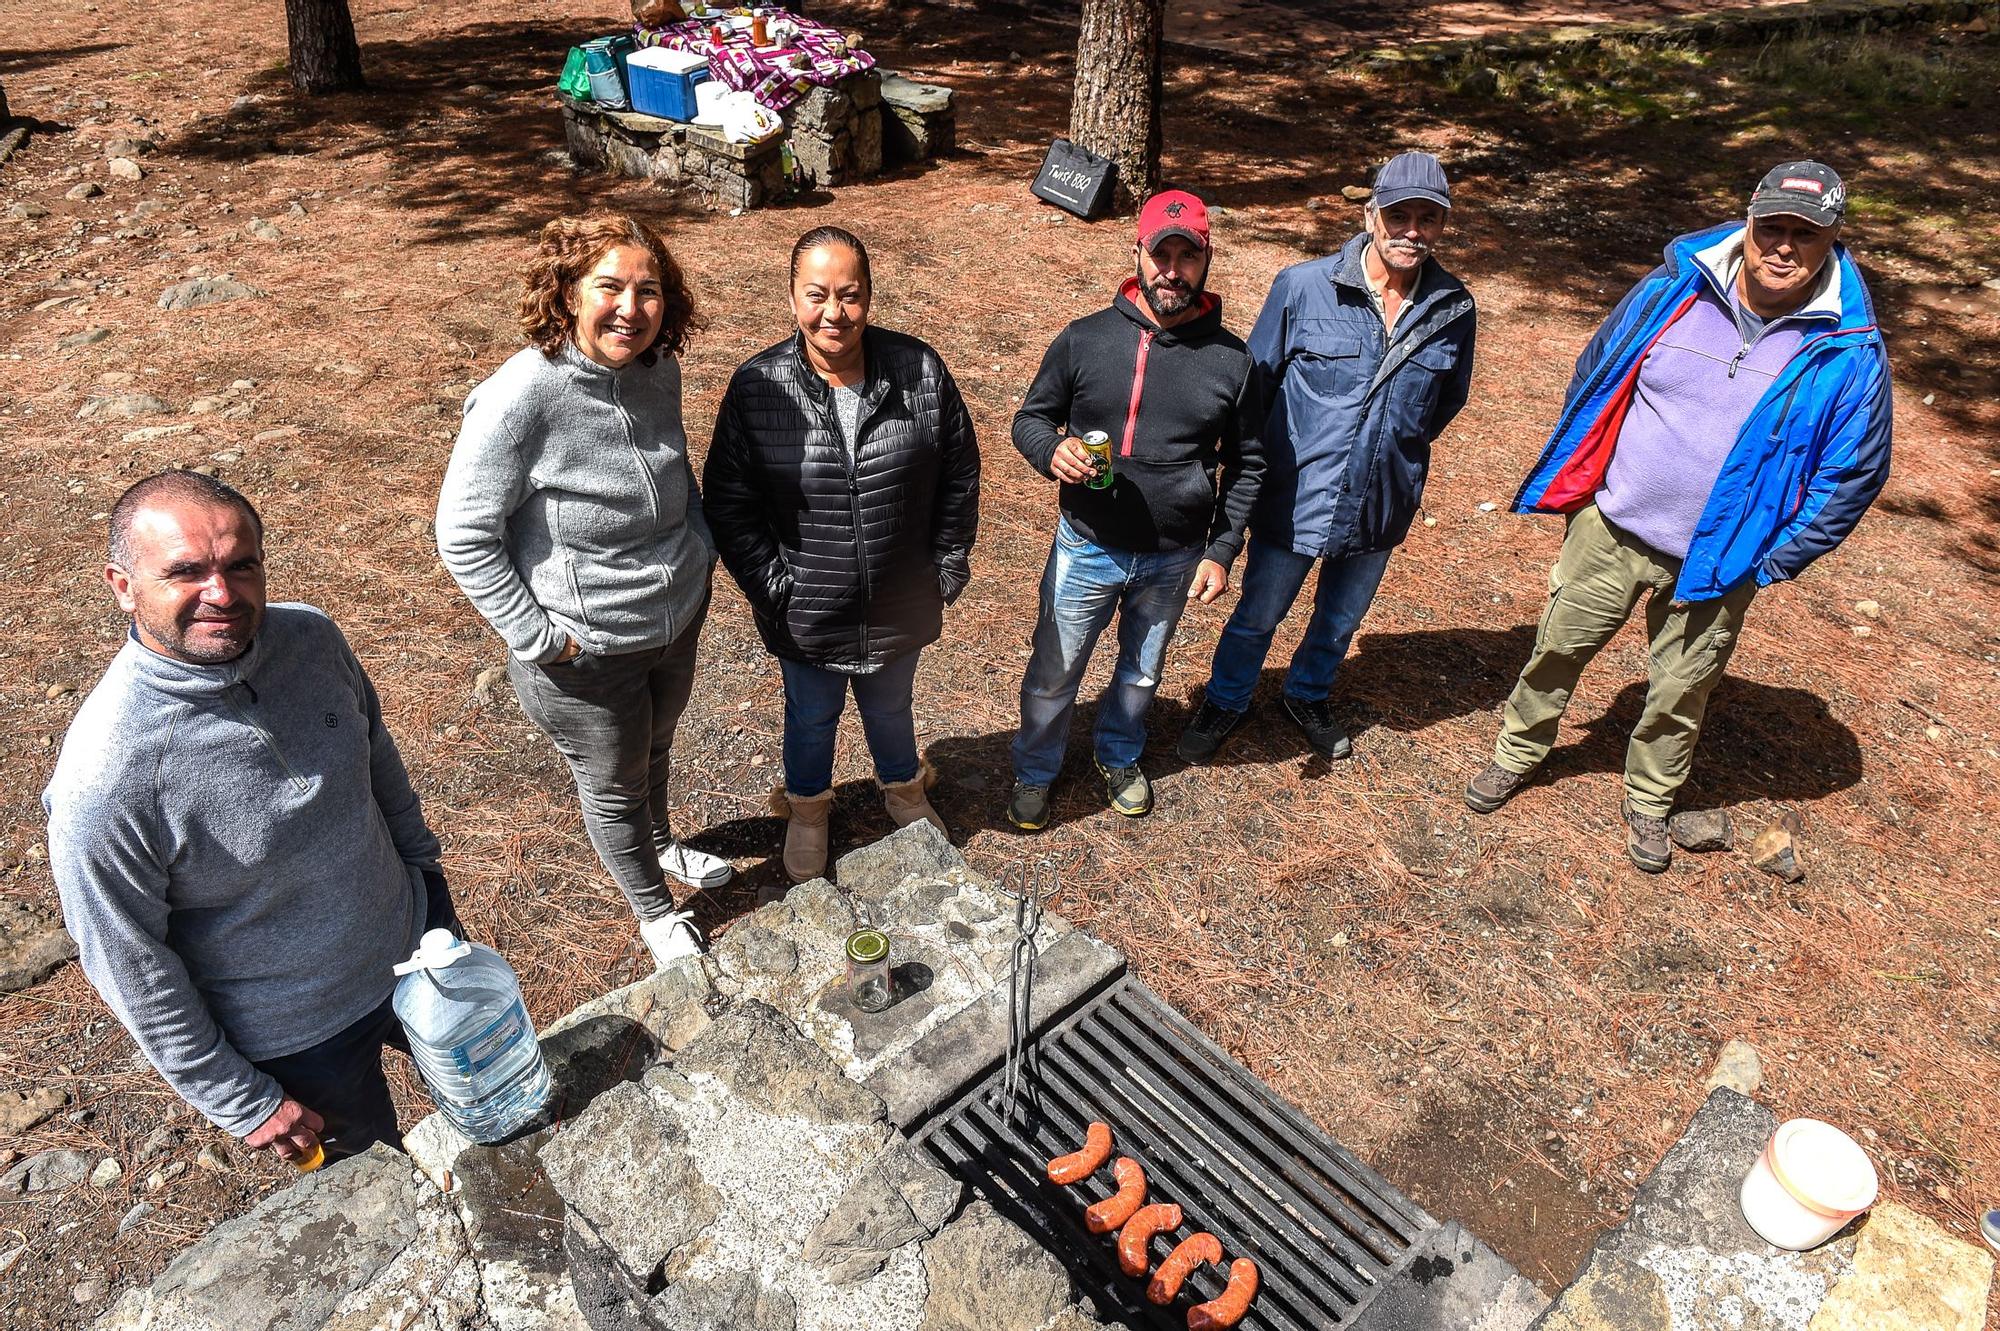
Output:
(626, 47), (711, 121)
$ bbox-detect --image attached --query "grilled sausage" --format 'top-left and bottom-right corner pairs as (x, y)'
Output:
(1046, 1121), (1114, 1185)
(1116, 1201), (1183, 1277)
(1146, 1231), (1222, 1305)
(1083, 1157), (1147, 1234)
(1187, 1257), (1260, 1329)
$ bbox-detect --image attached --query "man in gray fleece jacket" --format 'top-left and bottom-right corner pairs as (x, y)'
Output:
(43, 472), (456, 1164)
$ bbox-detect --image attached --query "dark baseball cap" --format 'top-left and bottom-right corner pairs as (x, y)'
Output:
(1137, 190), (1211, 252)
(1371, 151), (1451, 210)
(1748, 161), (1846, 227)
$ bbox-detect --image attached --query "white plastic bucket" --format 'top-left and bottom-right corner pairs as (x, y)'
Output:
(1739, 1118), (1878, 1250)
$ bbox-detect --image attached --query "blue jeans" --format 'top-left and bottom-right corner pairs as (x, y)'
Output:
(779, 650), (923, 796)
(1202, 540), (1394, 712)
(1011, 519), (1202, 786)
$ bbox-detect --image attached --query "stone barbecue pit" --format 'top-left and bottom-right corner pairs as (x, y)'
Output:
(98, 825), (1545, 1331)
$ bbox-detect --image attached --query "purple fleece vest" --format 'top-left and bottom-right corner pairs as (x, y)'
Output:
(1596, 286), (1806, 559)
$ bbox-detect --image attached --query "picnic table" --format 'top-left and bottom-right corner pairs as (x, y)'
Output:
(634, 10), (877, 114)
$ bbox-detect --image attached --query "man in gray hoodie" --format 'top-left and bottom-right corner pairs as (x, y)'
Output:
(42, 472), (458, 1164)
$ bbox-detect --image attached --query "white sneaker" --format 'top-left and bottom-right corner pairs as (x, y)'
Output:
(657, 841), (734, 890)
(639, 910), (705, 968)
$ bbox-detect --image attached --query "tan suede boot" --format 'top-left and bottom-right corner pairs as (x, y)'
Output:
(769, 786), (835, 883)
(879, 758), (945, 834)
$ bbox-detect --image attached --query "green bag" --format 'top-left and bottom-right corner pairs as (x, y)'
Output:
(558, 46), (592, 102)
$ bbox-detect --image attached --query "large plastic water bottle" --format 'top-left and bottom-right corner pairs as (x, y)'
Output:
(392, 929), (552, 1143)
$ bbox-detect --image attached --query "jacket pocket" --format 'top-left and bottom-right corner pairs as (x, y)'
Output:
(563, 555), (595, 633)
(1290, 328), (1367, 400)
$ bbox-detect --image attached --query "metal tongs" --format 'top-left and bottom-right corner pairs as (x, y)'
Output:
(997, 858), (1057, 1122)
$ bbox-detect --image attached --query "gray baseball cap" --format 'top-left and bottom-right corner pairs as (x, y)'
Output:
(1372, 151), (1451, 210)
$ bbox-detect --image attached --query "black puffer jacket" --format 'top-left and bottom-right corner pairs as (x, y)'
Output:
(704, 327), (980, 671)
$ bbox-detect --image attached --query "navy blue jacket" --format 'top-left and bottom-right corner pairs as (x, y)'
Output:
(1246, 232), (1476, 558)
(1513, 222), (1891, 600)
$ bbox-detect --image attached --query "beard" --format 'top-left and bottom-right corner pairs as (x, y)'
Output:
(1137, 261), (1207, 319)
(140, 605), (262, 664)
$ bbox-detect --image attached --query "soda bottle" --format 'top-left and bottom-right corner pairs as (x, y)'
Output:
(392, 929), (552, 1143)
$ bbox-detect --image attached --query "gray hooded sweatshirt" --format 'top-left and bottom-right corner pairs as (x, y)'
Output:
(42, 605), (440, 1136)
(435, 342), (716, 665)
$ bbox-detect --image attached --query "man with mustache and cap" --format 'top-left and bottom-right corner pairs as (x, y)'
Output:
(43, 471), (462, 1167)
(1465, 160), (1892, 872)
(1178, 150), (1476, 765)
(1006, 188), (1265, 830)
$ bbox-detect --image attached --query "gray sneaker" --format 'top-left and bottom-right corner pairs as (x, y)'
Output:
(1006, 782), (1051, 832)
(1095, 759), (1153, 817)
(1623, 801), (1672, 873)
(1464, 761), (1530, 814)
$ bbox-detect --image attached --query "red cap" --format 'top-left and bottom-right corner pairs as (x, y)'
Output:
(1137, 190), (1210, 253)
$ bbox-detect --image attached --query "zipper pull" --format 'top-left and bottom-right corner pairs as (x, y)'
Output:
(1729, 346), (1747, 380)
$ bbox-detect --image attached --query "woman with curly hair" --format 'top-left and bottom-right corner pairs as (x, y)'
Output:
(704, 225), (980, 882)
(436, 212), (726, 967)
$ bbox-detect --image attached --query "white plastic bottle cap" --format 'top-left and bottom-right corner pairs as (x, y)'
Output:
(393, 928), (473, 976)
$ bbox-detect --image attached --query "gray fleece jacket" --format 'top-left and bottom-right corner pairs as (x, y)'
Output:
(42, 605), (440, 1136)
(436, 342), (716, 665)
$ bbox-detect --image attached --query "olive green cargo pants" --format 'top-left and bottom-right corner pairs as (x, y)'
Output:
(1492, 504), (1756, 816)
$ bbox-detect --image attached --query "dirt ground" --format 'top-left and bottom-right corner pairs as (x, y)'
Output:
(2, 0), (1997, 1322)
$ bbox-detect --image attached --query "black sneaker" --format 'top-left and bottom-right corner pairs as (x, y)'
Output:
(1176, 699), (1245, 764)
(1094, 759), (1153, 817)
(1006, 782), (1051, 832)
(1282, 695), (1351, 760)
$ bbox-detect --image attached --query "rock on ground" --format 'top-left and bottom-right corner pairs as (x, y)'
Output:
(832, 820), (965, 895)
(0, 1085), (68, 1134)
(801, 1136), (961, 1284)
(95, 1144), (466, 1331)
(77, 392), (172, 420)
(1806, 1202), (1994, 1331)
(671, 999), (884, 1127)
(156, 276), (264, 310)
(1669, 808), (1733, 853)
(1702, 1038), (1763, 1096)
(918, 1199), (1073, 1331)
(0, 1148), (95, 1196)
(538, 1081), (721, 1278)
(1749, 818), (1807, 882)
(0, 898), (78, 992)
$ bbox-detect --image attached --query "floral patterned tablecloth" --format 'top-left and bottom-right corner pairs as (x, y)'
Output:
(634, 11), (876, 113)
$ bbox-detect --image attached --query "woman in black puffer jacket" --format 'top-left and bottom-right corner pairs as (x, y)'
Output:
(704, 226), (980, 882)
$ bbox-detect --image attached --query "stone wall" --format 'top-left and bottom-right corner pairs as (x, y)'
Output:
(559, 70), (954, 209)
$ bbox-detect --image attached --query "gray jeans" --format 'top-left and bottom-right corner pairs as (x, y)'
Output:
(506, 597), (709, 921)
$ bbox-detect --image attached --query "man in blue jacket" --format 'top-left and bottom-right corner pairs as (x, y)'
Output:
(1465, 162), (1892, 872)
(1178, 151), (1476, 763)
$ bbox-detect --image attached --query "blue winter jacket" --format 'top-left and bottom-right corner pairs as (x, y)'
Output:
(1246, 231), (1477, 558)
(1513, 222), (1892, 601)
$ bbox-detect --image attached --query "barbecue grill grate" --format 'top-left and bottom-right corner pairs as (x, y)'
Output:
(912, 976), (1437, 1330)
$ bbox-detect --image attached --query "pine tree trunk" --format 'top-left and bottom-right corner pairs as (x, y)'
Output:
(286, 0), (366, 94)
(1069, 0), (1163, 212)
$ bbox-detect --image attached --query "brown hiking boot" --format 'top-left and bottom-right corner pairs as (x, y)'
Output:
(1463, 761), (1530, 814)
(1623, 801), (1672, 874)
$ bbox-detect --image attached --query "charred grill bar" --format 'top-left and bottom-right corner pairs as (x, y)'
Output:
(912, 976), (1435, 1330)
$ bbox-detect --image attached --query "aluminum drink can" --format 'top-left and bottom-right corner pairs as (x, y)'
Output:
(1081, 430), (1113, 490)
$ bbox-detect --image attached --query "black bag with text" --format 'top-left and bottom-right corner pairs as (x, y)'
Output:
(1031, 138), (1115, 219)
